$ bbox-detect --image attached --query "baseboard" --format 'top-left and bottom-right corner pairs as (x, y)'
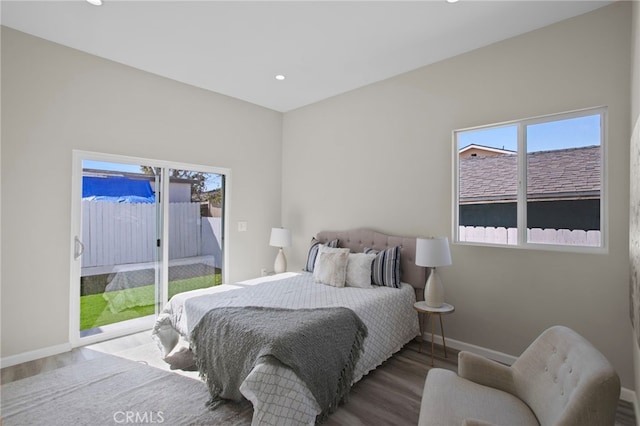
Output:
(422, 332), (637, 404)
(0, 342), (72, 369)
(422, 332), (517, 366)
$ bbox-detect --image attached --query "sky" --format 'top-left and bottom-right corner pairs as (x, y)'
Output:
(83, 160), (222, 191)
(457, 113), (601, 153)
(83, 160), (141, 174)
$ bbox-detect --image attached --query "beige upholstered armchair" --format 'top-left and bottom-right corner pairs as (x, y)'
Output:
(418, 326), (620, 426)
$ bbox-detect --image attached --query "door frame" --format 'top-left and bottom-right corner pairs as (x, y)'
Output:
(69, 150), (230, 347)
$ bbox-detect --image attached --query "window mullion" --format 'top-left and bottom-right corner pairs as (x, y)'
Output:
(517, 123), (527, 246)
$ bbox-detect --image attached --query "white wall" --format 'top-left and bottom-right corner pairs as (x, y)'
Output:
(0, 28), (283, 358)
(630, 0), (640, 410)
(283, 3), (634, 388)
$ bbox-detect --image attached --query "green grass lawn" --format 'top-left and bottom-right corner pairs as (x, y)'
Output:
(80, 274), (221, 330)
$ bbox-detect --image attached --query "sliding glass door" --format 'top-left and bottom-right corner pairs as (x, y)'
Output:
(166, 169), (224, 302)
(70, 152), (227, 345)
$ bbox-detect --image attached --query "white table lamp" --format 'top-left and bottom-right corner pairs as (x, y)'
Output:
(269, 227), (291, 274)
(415, 237), (452, 308)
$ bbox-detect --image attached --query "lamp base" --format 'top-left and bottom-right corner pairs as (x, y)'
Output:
(274, 248), (287, 274)
(424, 268), (444, 308)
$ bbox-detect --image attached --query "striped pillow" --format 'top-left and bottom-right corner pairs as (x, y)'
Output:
(363, 246), (401, 288)
(304, 237), (339, 272)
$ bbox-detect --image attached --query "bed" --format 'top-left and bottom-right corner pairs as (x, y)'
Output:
(152, 228), (425, 425)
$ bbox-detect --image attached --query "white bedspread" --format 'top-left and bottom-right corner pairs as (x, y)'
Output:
(152, 272), (419, 425)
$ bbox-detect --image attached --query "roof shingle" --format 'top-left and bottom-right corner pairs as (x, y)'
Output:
(459, 145), (600, 203)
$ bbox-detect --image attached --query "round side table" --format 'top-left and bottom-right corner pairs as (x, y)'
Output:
(413, 301), (455, 366)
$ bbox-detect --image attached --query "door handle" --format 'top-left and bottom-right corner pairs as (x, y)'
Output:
(74, 236), (85, 260)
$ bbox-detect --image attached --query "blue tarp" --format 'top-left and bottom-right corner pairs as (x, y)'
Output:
(82, 176), (155, 203)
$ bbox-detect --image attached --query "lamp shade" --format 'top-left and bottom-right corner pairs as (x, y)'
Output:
(415, 237), (452, 267)
(269, 228), (291, 248)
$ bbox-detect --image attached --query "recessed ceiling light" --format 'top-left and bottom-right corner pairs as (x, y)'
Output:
(86, 0), (103, 5)
(446, 0), (459, 3)
(275, 75), (286, 81)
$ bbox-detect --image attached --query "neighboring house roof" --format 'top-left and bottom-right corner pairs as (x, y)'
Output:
(459, 145), (600, 203)
(83, 169), (197, 185)
(82, 176), (155, 203)
(459, 144), (516, 158)
(82, 170), (199, 203)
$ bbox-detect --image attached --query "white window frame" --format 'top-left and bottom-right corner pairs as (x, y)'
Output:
(69, 150), (231, 347)
(452, 106), (607, 254)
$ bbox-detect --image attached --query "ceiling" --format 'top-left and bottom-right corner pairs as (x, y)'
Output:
(1, 1), (612, 112)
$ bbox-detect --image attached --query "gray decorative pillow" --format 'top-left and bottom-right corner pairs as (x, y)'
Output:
(363, 246), (401, 288)
(304, 237), (339, 272)
(313, 251), (349, 287)
(313, 245), (350, 271)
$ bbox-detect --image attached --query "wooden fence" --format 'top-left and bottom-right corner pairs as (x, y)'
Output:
(81, 201), (219, 268)
(459, 226), (601, 246)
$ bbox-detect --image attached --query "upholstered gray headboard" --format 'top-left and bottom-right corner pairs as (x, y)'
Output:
(316, 228), (427, 291)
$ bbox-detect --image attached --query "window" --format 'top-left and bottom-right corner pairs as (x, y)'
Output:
(453, 107), (605, 251)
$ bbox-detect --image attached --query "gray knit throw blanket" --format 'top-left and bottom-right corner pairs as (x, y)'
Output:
(190, 306), (368, 423)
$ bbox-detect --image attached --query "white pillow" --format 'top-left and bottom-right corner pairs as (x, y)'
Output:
(313, 245), (350, 271)
(346, 253), (376, 288)
(314, 251), (349, 287)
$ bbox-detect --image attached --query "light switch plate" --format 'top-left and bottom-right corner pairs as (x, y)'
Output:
(238, 221), (247, 232)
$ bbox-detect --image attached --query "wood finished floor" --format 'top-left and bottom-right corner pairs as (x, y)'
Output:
(1, 332), (637, 426)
